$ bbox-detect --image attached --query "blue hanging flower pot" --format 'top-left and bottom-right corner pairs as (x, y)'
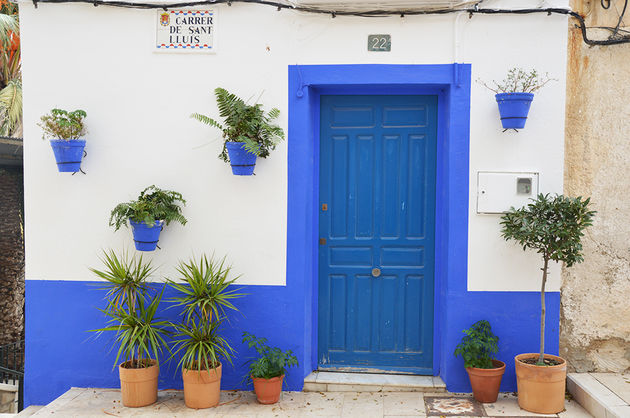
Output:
(49, 139), (86, 172)
(130, 220), (164, 252)
(495, 93), (534, 129)
(226, 142), (257, 176)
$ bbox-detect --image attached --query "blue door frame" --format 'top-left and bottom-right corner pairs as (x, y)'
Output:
(287, 64), (471, 379)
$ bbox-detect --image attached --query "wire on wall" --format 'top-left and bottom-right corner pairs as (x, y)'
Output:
(30, 0), (630, 46)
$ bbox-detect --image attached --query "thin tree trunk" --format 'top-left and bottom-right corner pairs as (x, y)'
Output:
(539, 257), (549, 365)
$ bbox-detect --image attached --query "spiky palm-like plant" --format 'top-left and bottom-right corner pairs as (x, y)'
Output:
(0, 1), (20, 137)
(190, 87), (285, 163)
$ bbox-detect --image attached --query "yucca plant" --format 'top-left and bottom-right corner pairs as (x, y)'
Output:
(0, 1), (21, 137)
(109, 185), (187, 231)
(90, 250), (154, 313)
(93, 289), (171, 369)
(190, 87), (285, 163)
(166, 254), (244, 372)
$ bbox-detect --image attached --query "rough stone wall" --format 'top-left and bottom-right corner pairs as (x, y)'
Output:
(0, 167), (24, 346)
(561, 0), (630, 372)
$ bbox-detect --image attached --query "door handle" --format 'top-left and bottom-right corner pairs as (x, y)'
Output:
(372, 268), (381, 277)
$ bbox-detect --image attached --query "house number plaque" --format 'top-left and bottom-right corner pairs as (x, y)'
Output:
(368, 34), (391, 52)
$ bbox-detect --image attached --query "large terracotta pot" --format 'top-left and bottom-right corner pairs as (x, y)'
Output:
(252, 374), (284, 404)
(182, 363), (222, 409)
(515, 353), (566, 414)
(465, 359), (505, 403)
(118, 359), (159, 408)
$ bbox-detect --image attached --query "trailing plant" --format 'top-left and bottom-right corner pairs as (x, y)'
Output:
(190, 87), (285, 163)
(166, 254), (244, 373)
(500, 194), (595, 365)
(454, 320), (499, 369)
(89, 251), (170, 369)
(478, 68), (554, 94)
(39, 108), (87, 140)
(242, 332), (298, 380)
(109, 185), (187, 231)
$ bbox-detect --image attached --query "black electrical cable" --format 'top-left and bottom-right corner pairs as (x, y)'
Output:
(602, 0), (611, 10)
(29, 0), (630, 46)
(612, 0), (628, 38)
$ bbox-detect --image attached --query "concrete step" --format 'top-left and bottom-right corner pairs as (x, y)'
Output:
(16, 406), (43, 417)
(567, 372), (630, 418)
(304, 371), (446, 392)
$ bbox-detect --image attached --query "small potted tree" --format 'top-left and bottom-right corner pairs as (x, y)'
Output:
(500, 194), (595, 414)
(109, 185), (187, 251)
(454, 320), (504, 403)
(242, 332), (298, 404)
(191, 87), (285, 176)
(167, 254), (243, 409)
(39, 108), (87, 172)
(90, 250), (171, 407)
(478, 68), (554, 130)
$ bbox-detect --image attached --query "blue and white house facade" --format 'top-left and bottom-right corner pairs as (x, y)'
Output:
(19, 0), (570, 407)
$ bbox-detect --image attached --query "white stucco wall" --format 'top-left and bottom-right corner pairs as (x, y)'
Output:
(20, 0), (569, 289)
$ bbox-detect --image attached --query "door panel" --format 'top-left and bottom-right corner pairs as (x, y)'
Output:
(318, 95), (437, 373)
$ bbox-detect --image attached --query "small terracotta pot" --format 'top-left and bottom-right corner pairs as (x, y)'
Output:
(515, 353), (566, 414)
(466, 359), (505, 403)
(182, 363), (222, 409)
(252, 374), (284, 404)
(118, 359), (159, 408)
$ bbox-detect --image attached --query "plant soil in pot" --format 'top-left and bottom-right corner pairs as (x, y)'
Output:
(119, 359), (159, 408)
(466, 359), (505, 403)
(225, 142), (257, 176)
(182, 364), (222, 409)
(252, 375), (284, 404)
(49, 139), (86, 172)
(495, 93), (534, 129)
(130, 220), (164, 252)
(515, 353), (566, 414)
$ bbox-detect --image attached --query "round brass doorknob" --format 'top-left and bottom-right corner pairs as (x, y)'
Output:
(372, 268), (381, 277)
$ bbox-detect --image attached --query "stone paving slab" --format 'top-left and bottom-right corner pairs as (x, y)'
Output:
(25, 388), (592, 417)
(567, 373), (629, 418)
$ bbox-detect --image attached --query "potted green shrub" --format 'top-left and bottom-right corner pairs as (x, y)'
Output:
(167, 254), (244, 409)
(90, 250), (171, 408)
(454, 320), (504, 403)
(500, 194), (595, 414)
(109, 185), (187, 252)
(191, 87), (285, 176)
(478, 68), (554, 130)
(39, 108), (87, 172)
(242, 332), (298, 404)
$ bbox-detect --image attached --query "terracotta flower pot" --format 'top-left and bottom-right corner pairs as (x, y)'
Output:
(514, 353), (566, 414)
(182, 363), (222, 409)
(465, 359), (505, 403)
(252, 374), (284, 404)
(118, 359), (159, 408)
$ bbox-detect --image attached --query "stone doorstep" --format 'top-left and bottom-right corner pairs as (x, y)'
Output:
(567, 373), (630, 418)
(303, 371), (446, 392)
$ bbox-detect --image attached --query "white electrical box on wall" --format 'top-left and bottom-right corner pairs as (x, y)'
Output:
(477, 172), (539, 214)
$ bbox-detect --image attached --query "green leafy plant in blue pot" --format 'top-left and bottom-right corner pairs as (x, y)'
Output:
(109, 185), (187, 251)
(191, 87), (285, 176)
(454, 320), (504, 403)
(39, 108), (87, 172)
(242, 332), (298, 405)
(478, 68), (554, 130)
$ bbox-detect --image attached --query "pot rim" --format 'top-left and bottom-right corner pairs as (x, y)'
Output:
(515, 353), (566, 369)
(182, 361), (222, 373)
(466, 359), (506, 372)
(119, 359), (158, 370)
(494, 92), (535, 98)
(49, 138), (86, 143)
(251, 374), (285, 382)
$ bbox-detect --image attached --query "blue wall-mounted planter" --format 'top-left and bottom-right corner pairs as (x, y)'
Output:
(495, 93), (534, 129)
(130, 220), (163, 251)
(49, 139), (86, 172)
(226, 142), (257, 175)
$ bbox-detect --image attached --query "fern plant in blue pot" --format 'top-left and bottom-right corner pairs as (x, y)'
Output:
(39, 108), (87, 172)
(109, 185), (187, 251)
(191, 88), (285, 176)
(242, 332), (298, 404)
(479, 68), (554, 130)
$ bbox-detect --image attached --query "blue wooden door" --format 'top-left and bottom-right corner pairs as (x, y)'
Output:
(318, 95), (437, 374)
